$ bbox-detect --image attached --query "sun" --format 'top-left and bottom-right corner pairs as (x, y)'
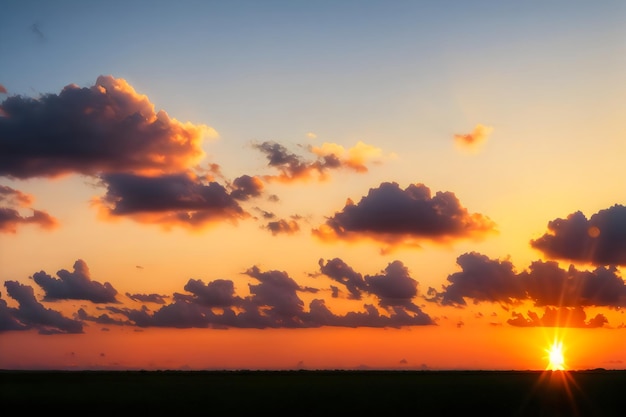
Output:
(545, 341), (566, 371)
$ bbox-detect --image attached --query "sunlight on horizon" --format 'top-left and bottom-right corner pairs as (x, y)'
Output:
(546, 340), (566, 371)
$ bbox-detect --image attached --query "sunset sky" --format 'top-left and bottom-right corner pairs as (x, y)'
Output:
(2, 0), (626, 371)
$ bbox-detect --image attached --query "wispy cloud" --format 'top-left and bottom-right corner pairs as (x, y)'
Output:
(454, 124), (493, 153)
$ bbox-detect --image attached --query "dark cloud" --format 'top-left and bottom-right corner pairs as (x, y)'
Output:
(230, 175), (264, 201)
(0, 75), (211, 179)
(102, 262), (433, 329)
(126, 292), (168, 304)
(434, 252), (523, 306)
(265, 217), (301, 235)
(0, 295), (28, 331)
(76, 308), (130, 326)
(521, 261), (626, 308)
(0, 185), (58, 233)
(318, 258), (433, 321)
(252, 140), (385, 183)
(313, 182), (496, 250)
(245, 266), (309, 326)
(318, 258), (366, 300)
(182, 278), (241, 307)
(431, 253), (626, 323)
(95, 172), (248, 228)
(364, 261), (418, 307)
(32, 259), (119, 303)
(3, 281), (83, 334)
(507, 307), (608, 328)
(531, 205), (626, 265)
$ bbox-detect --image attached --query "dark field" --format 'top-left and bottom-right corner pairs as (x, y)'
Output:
(2, 369), (626, 416)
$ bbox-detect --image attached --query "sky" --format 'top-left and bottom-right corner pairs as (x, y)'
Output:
(1, 0), (626, 371)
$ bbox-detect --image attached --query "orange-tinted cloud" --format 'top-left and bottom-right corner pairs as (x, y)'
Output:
(265, 217), (301, 235)
(0, 75), (214, 179)
(0, 84), (7, 94)
(531, 205), (626, 265)
(310, 141), (388, 173)
(94, 172), (249, 229)
(0, 185), (58, 233)
(313, 182), (497, 250)
(454, 124), (493, 152)
(507, 307), (608, 328)
(253, 140), (387, 183)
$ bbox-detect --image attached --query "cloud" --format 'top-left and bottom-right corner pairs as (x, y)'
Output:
(182, 278), (241, 308)
(521, 260), (626, 308)
(0, 84), (7, 94)
(252, 140), (387, 183)
(310, 140), (388, 173)
(318, 258), (366, 300)
(230, 175), (264, 201)
(431, 252), (626, 310)
(0, 296), (27, 331)
(454, 124), (493, 151)
(317, 258), (433, 321)
(126, 293), (168, 304)
(265, 217), (301, 235)
(0, 75), (214, 179)
(433, 252), (523, 306)
(3, 281), (83, 334)
(244, 266), (311, 327)
(313, 182), (497, 251)
(32, 259), (119, 303)
(530, 205), (626, 265)
(364, 261), (418, 307)
(507, 307), (608, 328)
(0, 185), (58, 233)
(94, 172), (248, 229)
(96, 262), (433, 329)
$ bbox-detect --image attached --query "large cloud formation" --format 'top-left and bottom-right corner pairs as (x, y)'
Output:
(0, 185), (58, 233)
(0, 259), (433, 332)
(530, 205), (626, 265)
(0, 75), (213, 179)
(313, 182), (496, 250)
(433, 252), (626, 309)
(429, 252), (626, 327)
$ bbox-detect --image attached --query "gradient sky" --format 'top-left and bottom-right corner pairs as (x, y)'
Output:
(1, 0), (626, 371)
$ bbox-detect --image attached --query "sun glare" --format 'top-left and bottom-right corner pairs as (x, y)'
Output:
(546, 341), (566, 371)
